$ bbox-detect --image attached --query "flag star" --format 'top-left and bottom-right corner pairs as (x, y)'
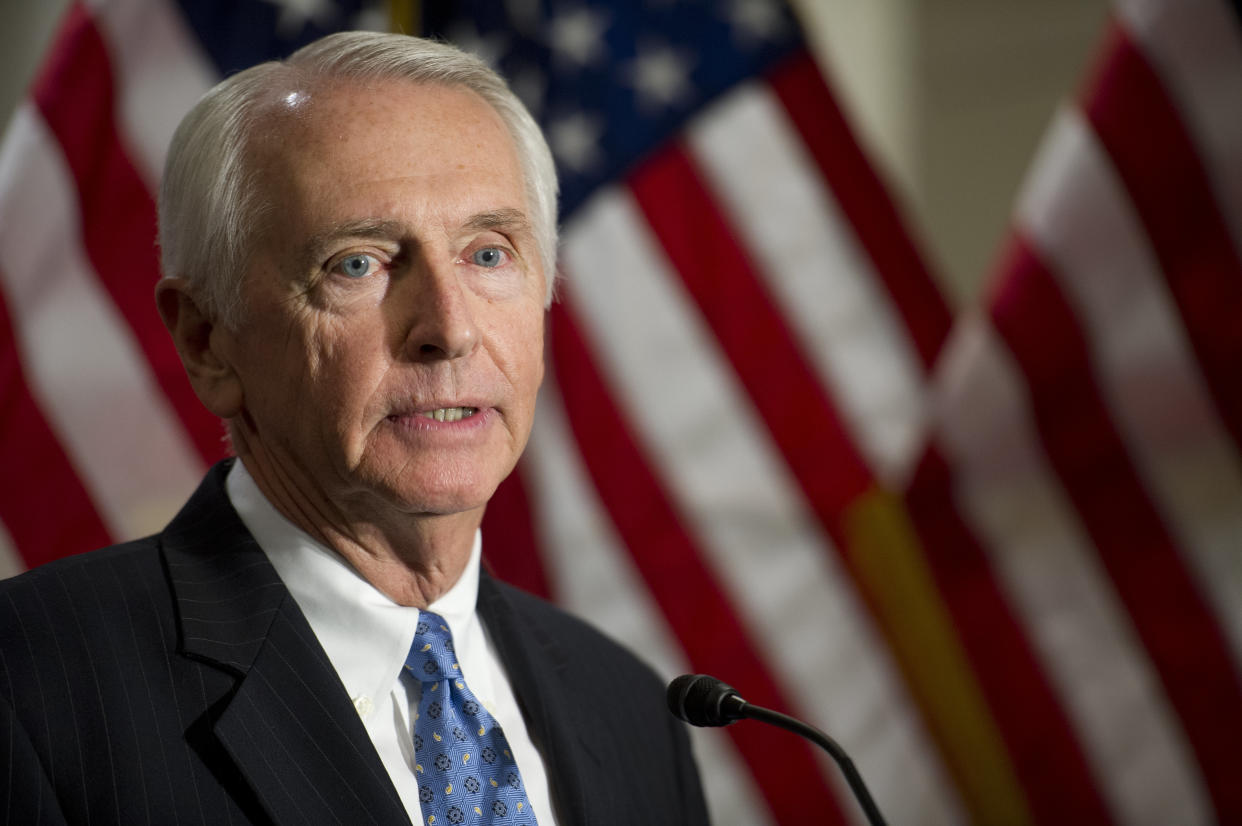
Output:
(351, 2), (389, 33)
(447, 23), (509, 68)
(261, 0), (336, 37)
(725, 0), (789, 45)
(623, 44), (696, 111)
(509, 67), (548, 117)
(548, 112), (604, 173)
(548, 7), (611, 65)
(504, 0), (543, 33)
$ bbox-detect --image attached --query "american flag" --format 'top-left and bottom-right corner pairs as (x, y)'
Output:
(905, 0), (1242, 822)
(2, 0), (1240, 823)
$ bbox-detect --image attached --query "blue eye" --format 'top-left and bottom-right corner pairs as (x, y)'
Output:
(337, 253), (375, 279)
(471, 247), (505, 268)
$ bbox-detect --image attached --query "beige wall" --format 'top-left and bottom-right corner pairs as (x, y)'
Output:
(2, 0), (1109, 304)
(915, 1), (1108, 302)
(793, 0), (1109, 304)
(0, 1), (69, 133)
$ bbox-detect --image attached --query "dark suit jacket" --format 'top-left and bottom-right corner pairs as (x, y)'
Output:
(0, 461), (709, 825)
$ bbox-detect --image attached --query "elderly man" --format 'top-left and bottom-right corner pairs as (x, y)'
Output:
(0, 32), (708, 826)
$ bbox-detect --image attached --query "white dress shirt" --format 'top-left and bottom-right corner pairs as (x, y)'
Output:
(226, 462), (559, 825)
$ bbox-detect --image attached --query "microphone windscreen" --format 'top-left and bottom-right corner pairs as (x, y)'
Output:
(666, 673), (741, 727)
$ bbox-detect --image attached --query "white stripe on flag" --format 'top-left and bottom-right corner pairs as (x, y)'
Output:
(561, 188), (962, 826)
(1115, 0), (1242, 258)
(525, 382), (688, 682)
(932, 314), (1209, 826)
(87, 0), (216, 189)
(523, 379), (774, 826)
(1019, 108), (1242, 667)
(688, 83), (929, 485)
(0, 106), (205, 540)
(0, 520), (21, 579)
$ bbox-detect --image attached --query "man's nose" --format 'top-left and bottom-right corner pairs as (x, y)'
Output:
(400, 261), (479, 361)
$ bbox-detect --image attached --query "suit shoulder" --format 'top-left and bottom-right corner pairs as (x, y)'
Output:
(0, 536), (167, 640)
(1, 535), (163, 589)
(484, 578), (711, 824)
(487, 579), (666, 688)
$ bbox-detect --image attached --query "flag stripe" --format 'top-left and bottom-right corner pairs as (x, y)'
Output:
(628, 142), (872, 515)
(522, 383), (696, 683)
(0, 283), (113, 569)
(87, 0), (216, 189)
(548, 298), (850, 825)
(928, 315), (1211, 825)
(1083, 24), (1242, 460)
(31, 2), (224, 466)
(0, 521), (21, 580)
(839, 487), (1035, 826)
(1114, 0), (1242, 260)
(628, 138), (1033, 824)
(522, 380), (774, 826)
(990, 237), (1242, 820)
(1019, 108), (1242, 668)
(0, 106), (205, 542)
(480, 470), (552, 600)
(559, 187), (962, 825)
(905, 443), (1116, 824)
(767, 51), (952, 372)
(688, 85), (929, 484)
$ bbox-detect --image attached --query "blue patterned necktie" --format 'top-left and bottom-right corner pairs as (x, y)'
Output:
(405, 612), (538, 826)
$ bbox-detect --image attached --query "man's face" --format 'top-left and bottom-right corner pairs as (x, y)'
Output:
(222, 79), (546, 522)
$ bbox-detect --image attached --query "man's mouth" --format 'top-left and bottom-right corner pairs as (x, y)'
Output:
(415, 407), (479, 423)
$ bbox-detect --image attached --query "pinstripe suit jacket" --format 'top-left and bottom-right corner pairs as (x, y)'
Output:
(0, 461), (709, 825)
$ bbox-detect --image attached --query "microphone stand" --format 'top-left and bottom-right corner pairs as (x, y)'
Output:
(739, 702), (886, 826)
(667, 674), (887, 826)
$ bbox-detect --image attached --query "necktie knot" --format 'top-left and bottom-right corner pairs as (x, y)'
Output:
(406, 612), (460, 684)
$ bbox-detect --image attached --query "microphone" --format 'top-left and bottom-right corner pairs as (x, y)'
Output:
(667, 674), (887, 826)
(666, 673), (747, 726)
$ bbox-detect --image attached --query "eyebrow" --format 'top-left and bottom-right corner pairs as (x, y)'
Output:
(462, 208), (533, 236)
(299, 218), (407, 272)
(299, 210), (535, 271)
(304, 218), (405, 256)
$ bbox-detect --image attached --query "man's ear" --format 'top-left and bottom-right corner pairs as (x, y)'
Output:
(155, 277), (244, 418)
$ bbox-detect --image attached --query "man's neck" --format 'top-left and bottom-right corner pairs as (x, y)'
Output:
(313, 513), (479, 608)
(232, 444), (482, 609)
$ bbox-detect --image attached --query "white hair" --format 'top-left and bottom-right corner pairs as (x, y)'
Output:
(158, 32), (560, 326)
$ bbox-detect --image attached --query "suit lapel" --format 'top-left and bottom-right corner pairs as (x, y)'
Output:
(477, 575), (604, 824)
(163, 462), (410, 826)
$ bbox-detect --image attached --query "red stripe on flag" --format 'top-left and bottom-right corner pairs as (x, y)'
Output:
(0, 277), (113, 567)
(768, 51), (952, 372)
(905, 445), (1115, 824)
(991, 237), (1242, 821)
(629, 142), (873, 516)
(1084, 24), (1242, 457)
(549, 299), (849, 825)
(480, 465), (552, 600)
(31, 3), (225, 465)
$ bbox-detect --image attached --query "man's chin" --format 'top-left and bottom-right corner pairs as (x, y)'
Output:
(398, 494), (490, 520)
(363, 474), (500, 520)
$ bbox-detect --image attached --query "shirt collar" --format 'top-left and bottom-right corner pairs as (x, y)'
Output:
(224, 460), (484, 708)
